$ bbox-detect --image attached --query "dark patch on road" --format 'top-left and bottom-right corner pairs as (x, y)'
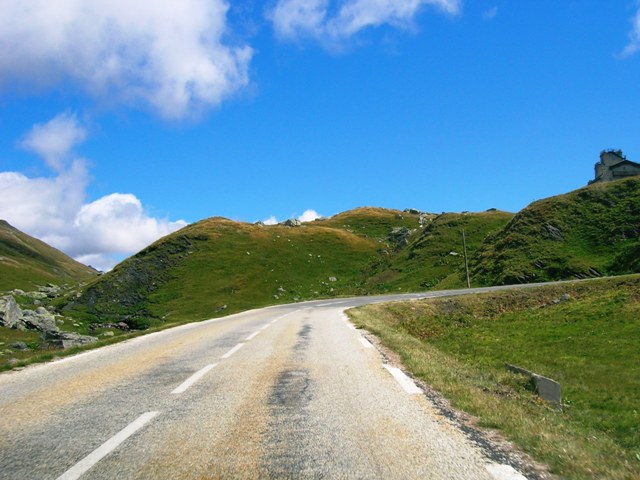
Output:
(268, 369), (311, 408)
(264, 368), (320, 478)
(294, 324), (312, 350)
(263, 322), (327, 478)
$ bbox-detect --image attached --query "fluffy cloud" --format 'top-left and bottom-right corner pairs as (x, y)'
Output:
(298, 209), (321, 222)
(20, 112), (87, 172)
(0, 114), (186, 271)
(620, 7), (640, 57)
(269, 0), (461, 45)
(260, 209), (322, 225)
(0, 0), (252, 119)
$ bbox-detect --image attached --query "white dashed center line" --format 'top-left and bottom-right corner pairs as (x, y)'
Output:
(221, 342), (245, 359)
(55, 411), (159, 480)
(245, 330), (260, 341)
(171, 363), (218, 394)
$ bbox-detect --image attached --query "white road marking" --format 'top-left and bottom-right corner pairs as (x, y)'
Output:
(221, 343), (245, 359)
(260, 311), (295, 330)
(359, 337), (374, 349)
(340, 312), (357, 329)
(55, 411), (159, 480)
(171, 363), (218, 394)
(486, 463), (528, 480)
(383, 365), (423, 394)
(245, 330), (260, 341)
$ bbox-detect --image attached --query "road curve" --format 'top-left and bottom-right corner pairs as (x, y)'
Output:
(0, 288), (534, 479)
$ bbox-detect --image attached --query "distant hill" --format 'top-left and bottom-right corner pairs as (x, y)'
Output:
(0, 220), (98, 291)
(470, 177), (640, 285)
(66, 178), (640, 327)
(69, 208), (424, 326)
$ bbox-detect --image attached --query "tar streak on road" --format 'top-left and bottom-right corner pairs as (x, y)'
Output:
(264, 321), (323, 478)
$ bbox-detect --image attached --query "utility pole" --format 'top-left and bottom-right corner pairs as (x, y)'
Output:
(462, 229), (471, 288)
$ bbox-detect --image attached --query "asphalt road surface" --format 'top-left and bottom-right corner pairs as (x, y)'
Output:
(0, 289), (534, 479)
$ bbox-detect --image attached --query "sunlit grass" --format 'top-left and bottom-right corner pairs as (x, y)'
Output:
(348, 275), (640, 479)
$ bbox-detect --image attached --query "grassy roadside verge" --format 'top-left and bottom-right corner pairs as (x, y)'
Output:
(0, 318), (194, 372)
(347, 275), (640, 480)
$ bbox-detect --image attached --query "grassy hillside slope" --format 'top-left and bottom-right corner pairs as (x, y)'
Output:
(364, 210), (513, 292)
(0, 220), (98, 291)
(69, 208), (423, 326)
(66, 177), (640, 327)
(471, 177), (640, 285)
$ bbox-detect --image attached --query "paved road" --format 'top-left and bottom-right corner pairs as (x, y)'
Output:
(0, 289), (533, 479)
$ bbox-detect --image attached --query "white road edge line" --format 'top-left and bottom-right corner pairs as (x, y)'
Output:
(245, 330), (260, 341)
(383, 365), (423, 394)
(55, 411), (159, 480)
(485, 463), (528, 480)
(359, 337), (374, 349)
(340, 312), (357, 330)
(221, 342), (245, 359)
(171, 363), (218, 394)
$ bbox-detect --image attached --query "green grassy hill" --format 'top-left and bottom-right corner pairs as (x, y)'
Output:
(68, 208), (424, 326)
(0, 220), (98, 291)
(65, 178), (640, 327)
(470, 177), (640, 285)
(364, 210), (514, 292)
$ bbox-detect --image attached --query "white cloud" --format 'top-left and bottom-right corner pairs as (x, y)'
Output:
(269, 0), (461, 46)
(0, 0), (252, 119)
(260, 210), (321, 225)
(19, 112), (87, 172)
(620, 6), (640, 58)
(0, 114), (186, 271)
(482, 6), (498, 21)
(298, 209), (321, 222)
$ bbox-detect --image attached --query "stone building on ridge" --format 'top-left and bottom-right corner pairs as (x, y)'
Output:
(589, 149), (640, 184)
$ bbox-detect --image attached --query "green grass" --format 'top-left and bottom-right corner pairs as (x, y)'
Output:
(348, 275), (640, 479)
(364, 210), (513, 292)
(0, 220), (97, 291)
(68, 210), (420, 325)
(471, 177), (640, 285)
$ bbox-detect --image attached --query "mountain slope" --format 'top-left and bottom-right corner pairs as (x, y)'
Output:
(67, 177), (640, 327)
(0, 220), (98, 291)
(69, 208), (423, 326)
(364, 210), (514, 291)
(470, 177), (640, 285)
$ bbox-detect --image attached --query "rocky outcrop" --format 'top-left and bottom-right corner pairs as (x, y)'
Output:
(388, 227), (412, 247)
(282, 219), (301, 227)
(21, 307), (58, 335)
(0, 295), (22, 329)
(44, 331), (98, 349)
(1, 294), (97, 349)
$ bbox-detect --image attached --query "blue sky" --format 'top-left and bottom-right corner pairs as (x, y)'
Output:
(1, 1), (640, 270)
